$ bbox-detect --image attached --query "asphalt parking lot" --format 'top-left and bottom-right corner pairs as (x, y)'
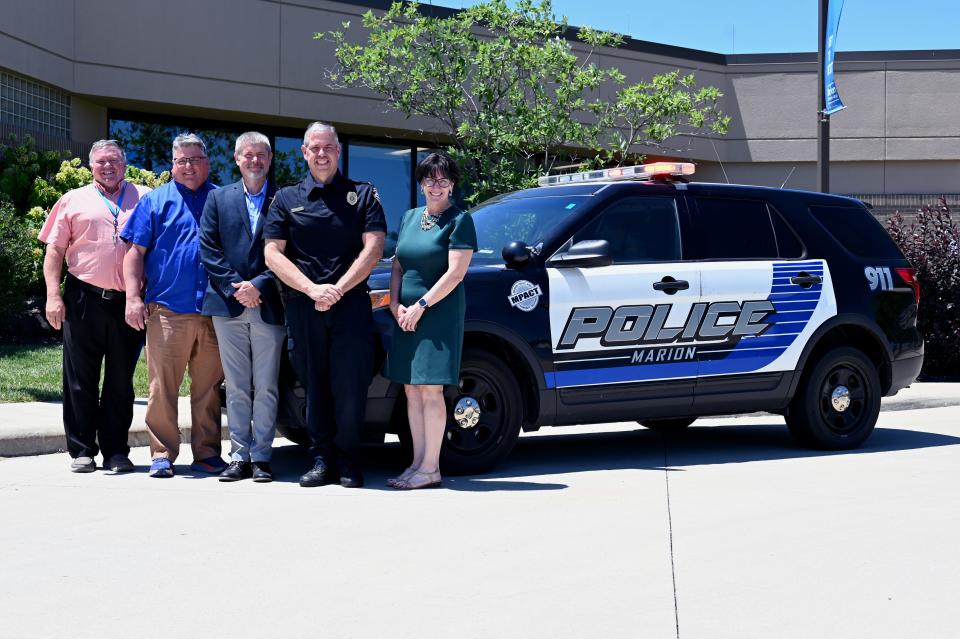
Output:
(1, 400), (958, 639)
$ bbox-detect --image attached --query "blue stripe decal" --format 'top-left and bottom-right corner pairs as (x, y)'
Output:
(550, 360), (699, 387)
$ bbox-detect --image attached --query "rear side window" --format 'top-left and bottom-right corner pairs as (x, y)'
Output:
(809, 205), (904, 259)
(690, 197), (778, 259)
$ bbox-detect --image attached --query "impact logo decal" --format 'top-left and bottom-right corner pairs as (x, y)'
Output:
(508, 280), (542, 312)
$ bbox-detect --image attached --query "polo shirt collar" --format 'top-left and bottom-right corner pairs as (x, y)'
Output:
(304, 171), (343, 193)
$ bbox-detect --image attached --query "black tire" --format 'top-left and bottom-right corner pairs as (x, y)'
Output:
(639, 417), (696, 433)
(785, 346), (881, 450)
(438, 349), (523, 475)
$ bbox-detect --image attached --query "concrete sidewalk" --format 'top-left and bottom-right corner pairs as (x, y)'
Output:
(1, 383), (958, 457)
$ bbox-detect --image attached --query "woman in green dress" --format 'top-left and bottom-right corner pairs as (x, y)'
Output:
(384, 152), (477, 490)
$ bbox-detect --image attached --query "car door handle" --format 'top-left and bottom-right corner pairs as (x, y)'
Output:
(653, 277), (689, 295)
(790, 272), (822, 288)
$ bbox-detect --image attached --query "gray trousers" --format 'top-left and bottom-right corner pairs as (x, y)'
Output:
(212, 308), (285, 462)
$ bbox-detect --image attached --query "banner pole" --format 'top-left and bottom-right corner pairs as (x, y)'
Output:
(817, 0), (830, 193)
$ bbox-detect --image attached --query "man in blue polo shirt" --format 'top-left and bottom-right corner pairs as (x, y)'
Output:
(122, 133), (225, 478)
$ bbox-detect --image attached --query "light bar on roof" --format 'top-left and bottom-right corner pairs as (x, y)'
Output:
(537, 162), (696, 186)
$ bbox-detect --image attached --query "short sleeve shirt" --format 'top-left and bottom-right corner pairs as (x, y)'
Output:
(120, 180), (217, 314)
(263, 172), (387, 290)
(37, 182), (152, 291)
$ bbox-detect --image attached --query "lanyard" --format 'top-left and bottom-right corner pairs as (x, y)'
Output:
(97, 182), (127, 244)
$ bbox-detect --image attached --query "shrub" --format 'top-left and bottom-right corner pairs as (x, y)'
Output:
(0, 134), (69, 213)
(0, 198), (42, 327)
(886, 198), (960, 376)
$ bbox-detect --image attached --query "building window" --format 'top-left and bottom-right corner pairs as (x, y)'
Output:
(0, 71), (71, 138)
(346, 142), (414, 255)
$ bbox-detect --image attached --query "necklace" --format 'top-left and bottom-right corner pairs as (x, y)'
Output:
(420, 208), (442, 231)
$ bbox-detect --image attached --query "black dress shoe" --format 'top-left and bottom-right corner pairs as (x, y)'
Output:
(252, 461), (273, 483)
(338, 464), (364, 488)
(299, 457), (332, 487)
(219, 461), (252, 482)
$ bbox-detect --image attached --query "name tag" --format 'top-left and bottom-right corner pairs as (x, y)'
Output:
(291, 206), (305, 213)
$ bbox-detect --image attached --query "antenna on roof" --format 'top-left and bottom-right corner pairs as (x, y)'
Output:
(780, 166), (797, 189)
(708, 136), (730, 184)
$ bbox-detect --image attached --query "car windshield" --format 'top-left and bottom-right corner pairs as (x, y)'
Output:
(469, 195), (589, 264)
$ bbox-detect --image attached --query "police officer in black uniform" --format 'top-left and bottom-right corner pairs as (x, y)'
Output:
(264, 122), (387, 488)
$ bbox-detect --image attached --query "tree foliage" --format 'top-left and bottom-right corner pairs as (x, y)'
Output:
(323, 0), (729, 202)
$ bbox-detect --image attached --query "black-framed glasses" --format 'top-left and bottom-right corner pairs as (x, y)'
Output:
(423, 178), (452, 188)
(173, 156), (208, 167)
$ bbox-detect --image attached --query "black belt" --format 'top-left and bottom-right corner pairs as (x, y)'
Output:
(68, 274), (125, 301)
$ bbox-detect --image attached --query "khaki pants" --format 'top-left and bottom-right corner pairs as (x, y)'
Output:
(145, 304), (223, 462)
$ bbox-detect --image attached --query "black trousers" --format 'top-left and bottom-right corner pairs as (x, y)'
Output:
(62, 275), (143, 460)
(285, 290), (374, 465)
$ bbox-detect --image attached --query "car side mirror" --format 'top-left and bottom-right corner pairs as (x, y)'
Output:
(502, 241), (534, 270)
(546, 239), (613, 268)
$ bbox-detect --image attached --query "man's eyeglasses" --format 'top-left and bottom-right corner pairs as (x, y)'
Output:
(423, 178), (452, 188)
(173, 156), (208, 167)
(306, 145), (339, 156)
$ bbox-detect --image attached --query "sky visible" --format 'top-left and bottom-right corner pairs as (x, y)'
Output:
(423, 0), (959, 54)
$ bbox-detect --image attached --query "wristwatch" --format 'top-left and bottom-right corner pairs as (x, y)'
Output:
(418, 298), (430, 309)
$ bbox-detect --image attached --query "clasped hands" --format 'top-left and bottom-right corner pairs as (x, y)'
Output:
(392, 303), (423, 332)
(232, 281), (261, 308)
(308, 283), (343, 312)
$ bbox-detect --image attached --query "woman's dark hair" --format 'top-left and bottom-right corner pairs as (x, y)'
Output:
(415, 151), (460, 184)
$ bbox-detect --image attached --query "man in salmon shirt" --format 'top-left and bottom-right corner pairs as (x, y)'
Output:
(38, 139), (151, 473)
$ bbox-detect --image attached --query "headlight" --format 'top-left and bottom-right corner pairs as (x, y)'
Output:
(369, 289), (391, 310)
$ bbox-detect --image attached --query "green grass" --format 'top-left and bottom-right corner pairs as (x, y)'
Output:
(0, 342), (190, 403)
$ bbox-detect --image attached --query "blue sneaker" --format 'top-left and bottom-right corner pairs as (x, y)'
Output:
(149, 458), (173, 478)
(190, 456), (228, 474)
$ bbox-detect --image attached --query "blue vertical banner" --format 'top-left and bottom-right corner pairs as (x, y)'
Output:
(824, 0), (845, 115)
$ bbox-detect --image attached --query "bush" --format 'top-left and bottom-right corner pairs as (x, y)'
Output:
(886, 198), (960, 376)
(0, 198), (42, 327)
(0, 134), (69, 213)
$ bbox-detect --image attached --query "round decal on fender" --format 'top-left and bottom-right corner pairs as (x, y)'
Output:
(508, 280), (542, 312)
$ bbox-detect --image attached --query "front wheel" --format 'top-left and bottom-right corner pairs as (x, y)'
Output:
(785, 346), (881, 450)
(439, 349), (523, 475)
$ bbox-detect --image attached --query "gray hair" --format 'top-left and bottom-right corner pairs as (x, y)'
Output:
(302, 121), (338, 146)
(234, 131), (271, 156)
(172, 132), (207, 158)
(88, 139), (126, 165)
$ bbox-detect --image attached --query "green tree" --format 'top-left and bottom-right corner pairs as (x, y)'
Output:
(323, 0), (729, 203)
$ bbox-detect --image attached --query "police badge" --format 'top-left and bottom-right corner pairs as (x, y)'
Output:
(346, 191), (359, 206)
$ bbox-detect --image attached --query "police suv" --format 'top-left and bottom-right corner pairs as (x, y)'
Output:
(277, 162), (924, 474)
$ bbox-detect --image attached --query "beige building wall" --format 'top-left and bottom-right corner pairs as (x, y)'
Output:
(1, 0), (958, 194)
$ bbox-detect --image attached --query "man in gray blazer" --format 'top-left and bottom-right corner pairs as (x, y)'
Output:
(200, 132), (284, 482)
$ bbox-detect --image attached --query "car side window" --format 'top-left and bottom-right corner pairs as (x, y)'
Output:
(573, 196), (682, 263)
(690, 197), (780, 259)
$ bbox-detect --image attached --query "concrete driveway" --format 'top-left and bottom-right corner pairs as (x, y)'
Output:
(0, 404), (958, 638)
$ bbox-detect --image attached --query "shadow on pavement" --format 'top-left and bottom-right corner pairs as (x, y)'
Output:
(263, 422), (960, 490)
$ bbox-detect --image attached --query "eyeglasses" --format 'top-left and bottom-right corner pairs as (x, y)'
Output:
(423, 178), (452, 188)
(173, 156), (208, 167)
(92, 158), (124, 167)
(240, 153), (270, 162)
(306, 145), (339, 156)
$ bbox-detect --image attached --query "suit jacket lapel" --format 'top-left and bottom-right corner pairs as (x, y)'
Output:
(234, 183), (253, 240)
(253, 184), (276, 239)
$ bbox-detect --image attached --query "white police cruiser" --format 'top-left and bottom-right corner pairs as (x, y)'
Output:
(278, 162), (924, 473)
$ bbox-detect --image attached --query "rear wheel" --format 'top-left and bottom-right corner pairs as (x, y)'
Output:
(639, 417), (696, 433)
(785, 346), (880, 449)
